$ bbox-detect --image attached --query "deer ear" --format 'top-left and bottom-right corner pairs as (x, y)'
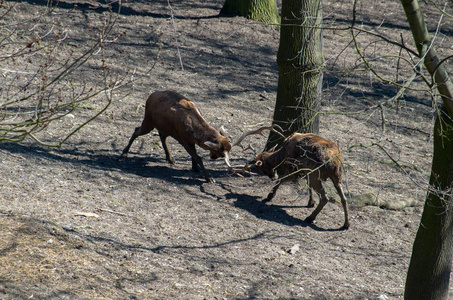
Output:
(219, 126), (227, 137)
(255, 160), (263, 166)
(204, 141), (219, 150)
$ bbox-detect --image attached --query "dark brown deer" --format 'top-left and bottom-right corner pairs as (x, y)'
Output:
(255, 133), (350, 229)
(119, 90), (232, 183)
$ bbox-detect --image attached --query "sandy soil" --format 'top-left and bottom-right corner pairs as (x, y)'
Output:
(1, 0), (452, 299)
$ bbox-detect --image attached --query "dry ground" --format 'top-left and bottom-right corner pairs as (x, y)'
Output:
(1, 0), (453, 299)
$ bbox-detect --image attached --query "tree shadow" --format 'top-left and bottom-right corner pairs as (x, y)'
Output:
(0, 212), (160, 298)
(19, 0), (223, 19)
(0, 141), (232, 186)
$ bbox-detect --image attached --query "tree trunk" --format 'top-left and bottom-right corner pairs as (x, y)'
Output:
(221, 0), (280, 24)
(266, 0), (323, 149)
(404, 109), (453, 300)
(401, 0), (453, 298)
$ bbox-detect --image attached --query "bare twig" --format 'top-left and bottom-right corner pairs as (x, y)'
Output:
(96, 207), (128, 217)
(167, 0), (184, 71)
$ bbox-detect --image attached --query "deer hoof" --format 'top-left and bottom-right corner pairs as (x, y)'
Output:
(304, 216), (315, 224)
(262, 197), (271, 203)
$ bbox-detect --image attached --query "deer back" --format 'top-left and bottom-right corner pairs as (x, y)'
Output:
(147, 90), (231, 157)
(282, 133), (343, 181)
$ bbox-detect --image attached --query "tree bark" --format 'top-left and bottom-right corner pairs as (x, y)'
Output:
(401, 0), (453, 298)
(404, 109), (453, 300)
(266, 0), (323, 149)
(221, 0), (280, 24)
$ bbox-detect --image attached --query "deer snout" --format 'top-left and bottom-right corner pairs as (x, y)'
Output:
(210, 151), (223, 160)
(204, 141), (228, 160)
(270, 170), (278, 180)
(256, 160), (277, 180)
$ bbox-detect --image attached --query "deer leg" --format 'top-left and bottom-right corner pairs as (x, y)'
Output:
(307, 188), (316, 208)
(304, 176), (316, 208)
(304, 179), (328, 225)
(263, 180), (281, 203)
(333, 181), (350, 229)
(191, 157), (200, 172)
(119, 125), (154, 160)
(182, 143), (214, 183)
(159, 134), (175, 165)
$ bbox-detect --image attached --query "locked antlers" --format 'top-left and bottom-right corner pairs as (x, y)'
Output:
(226, 124), (285, 176)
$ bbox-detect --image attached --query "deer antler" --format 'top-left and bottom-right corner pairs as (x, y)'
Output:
(232, 124), (285, 149)
(223, 151), (255, 177)
(225, 124), (284, 177)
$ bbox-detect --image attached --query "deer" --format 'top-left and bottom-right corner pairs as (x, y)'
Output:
(119, 90), (232, 183)
(231, 128), (350, 229)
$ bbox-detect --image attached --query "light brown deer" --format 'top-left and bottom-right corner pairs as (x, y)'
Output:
(119, 90), (232, 183)
(254, 133), (350, 229)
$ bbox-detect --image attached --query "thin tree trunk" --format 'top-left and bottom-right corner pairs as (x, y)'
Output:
(401, 0), (453, 116)
(404, 109), (453, 300)
(266, 0), (323, 149)
(221, 0), (280, 24)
